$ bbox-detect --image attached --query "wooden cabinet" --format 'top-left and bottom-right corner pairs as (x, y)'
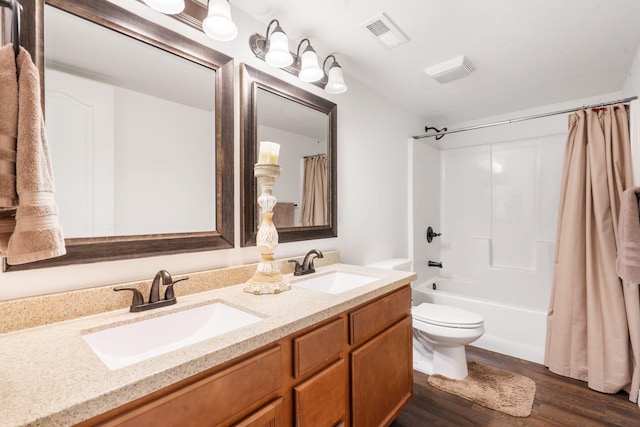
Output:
(350, 317), (413, 427)
(349, 286), (411, 346)
(293, 317), (344, 379)
(79, 284), (412, 427)
(294, 358), (347, 426)
(233, 398), (283, 427)
(98, 346), (282, 427)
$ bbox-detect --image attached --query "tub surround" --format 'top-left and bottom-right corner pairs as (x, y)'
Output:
(1, 261), (415, 426)
(0, 251), (340, 334)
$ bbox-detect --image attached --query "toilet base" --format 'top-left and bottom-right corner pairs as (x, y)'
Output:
(413, 333), (470, 380)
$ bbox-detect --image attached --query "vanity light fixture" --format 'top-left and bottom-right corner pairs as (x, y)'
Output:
(202, 0), (238, 41)
(143, 0), (185, 15)
(248, 22), (347, 94)
(322, 55), (348, 94)
(296, 38), (323, 83)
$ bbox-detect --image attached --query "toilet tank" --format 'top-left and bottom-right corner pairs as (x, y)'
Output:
(366, 258), (412, 272)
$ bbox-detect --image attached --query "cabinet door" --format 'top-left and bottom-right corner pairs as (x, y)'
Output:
(350, 317), (413, 427)
(294, 358), (347, 427)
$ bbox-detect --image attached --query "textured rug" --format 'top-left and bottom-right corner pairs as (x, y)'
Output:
(427, 361), (536, 417)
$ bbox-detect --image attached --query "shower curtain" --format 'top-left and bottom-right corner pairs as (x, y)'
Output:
(545, 104), (638, 402)
(301, 155), (327, 226)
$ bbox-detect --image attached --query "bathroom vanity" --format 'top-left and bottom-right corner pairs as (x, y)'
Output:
(1, 264), (415, 426)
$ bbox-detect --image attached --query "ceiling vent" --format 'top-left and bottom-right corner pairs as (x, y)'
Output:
(361, 13), (408, 49)
(424, 55), (476, 84)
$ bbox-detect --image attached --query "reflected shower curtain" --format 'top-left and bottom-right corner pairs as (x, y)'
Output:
(545, 104), (637, 401)
(301, 155), (327, 226)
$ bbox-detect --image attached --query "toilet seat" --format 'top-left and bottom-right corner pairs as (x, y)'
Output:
(412, 303), (484, 329)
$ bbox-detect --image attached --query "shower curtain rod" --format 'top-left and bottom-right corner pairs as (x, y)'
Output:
(412, 95), (638, 140)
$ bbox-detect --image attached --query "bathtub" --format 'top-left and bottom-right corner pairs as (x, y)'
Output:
(412, 278), (547, 364)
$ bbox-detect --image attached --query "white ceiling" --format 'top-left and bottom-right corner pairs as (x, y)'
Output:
(231, 0), (640, 126)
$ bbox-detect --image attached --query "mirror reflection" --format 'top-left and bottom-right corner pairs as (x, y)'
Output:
(241, 63), (337, 247)
(6, 0), (234, 271)
(44, 5), (216, 238)
(257, 88), (328, 228)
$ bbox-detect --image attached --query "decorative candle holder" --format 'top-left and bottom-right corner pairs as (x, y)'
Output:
(244, 164), (291, 295)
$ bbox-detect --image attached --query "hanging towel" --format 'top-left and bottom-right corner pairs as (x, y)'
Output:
(0, 44), (19, 252)
(0, 44), (18, 209)
(617, 186), (640, 403)
(0, 47), (65, 264)
(273, 202), (295, 228)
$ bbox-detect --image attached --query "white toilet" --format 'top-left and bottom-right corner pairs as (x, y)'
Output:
(366, 258), (485, 380)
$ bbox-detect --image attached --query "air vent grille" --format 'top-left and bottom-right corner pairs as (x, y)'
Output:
(361, 13), (408, 49)
(366, 20), (391, 37)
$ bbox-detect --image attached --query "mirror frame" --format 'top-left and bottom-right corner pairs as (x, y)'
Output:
(6, 0), (234, 271)
(240, 63), (337, 247)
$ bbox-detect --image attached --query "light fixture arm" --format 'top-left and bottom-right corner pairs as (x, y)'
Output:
(322, 54), (338, 72)
(295, 38), (313, 63)
(265, 18), (281, 43)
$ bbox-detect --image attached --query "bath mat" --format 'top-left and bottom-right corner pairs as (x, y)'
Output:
(427, 361), (536, 417)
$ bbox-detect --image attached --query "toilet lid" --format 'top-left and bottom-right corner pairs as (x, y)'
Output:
(412, 303), (484, 328)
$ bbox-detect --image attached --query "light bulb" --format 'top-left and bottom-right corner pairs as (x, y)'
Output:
(299, 46), (323, 82)
(265, 29), (293, 68)
(202, 0), (238, 41)
(325, 63), (347, 94)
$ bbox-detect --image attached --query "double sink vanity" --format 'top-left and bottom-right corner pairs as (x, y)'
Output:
(2, 262), (416, 426)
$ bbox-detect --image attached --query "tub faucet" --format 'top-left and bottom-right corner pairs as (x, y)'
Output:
(428, 260), (443, 268)
(289, 249), (324, 276)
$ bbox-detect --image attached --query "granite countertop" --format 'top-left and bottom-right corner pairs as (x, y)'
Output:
(1, 263), (416, 427)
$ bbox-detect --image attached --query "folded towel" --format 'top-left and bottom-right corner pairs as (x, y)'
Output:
(617, 186), (640, 282)
(0, 44), (18, 209)
(1, 47), (65, 265)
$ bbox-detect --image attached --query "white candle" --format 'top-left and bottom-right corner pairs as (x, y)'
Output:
(258, 141), (280, 164)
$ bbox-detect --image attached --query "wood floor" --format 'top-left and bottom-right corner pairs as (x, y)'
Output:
(390, 346), (640, 427)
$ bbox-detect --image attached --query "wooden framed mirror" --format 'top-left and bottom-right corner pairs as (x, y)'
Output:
(6, 0), (234, 271)
(240, 63), (337, 247)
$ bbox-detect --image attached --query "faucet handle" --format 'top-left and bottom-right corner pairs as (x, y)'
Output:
(164, 276), (189, 300)
(114, 287), (145, 312)
(288, 259), (302, 276)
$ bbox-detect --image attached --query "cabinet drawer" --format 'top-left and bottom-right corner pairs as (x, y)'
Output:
(294, 317), (345, 378)
(349, 286), (411, 346)
(103, 346), (282, 427)
(233, 397), (283, 427)
(294, 358), (347, 427)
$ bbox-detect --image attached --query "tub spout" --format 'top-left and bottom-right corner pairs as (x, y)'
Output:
(428, 260), (443, 268)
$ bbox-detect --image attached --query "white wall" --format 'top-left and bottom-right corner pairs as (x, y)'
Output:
(623, 42), (640, 98)
(0, 0), (424, 300)
(409, 140), (440, 283)
(113, 87), (215, 235)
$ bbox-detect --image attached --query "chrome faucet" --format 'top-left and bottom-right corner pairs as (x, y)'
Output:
(289, 249), (324, 276)
(115, 270), (189, 312)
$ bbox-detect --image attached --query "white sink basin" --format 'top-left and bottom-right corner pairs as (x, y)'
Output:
(292, 271), (379, 294)
(82, 302), (263, 370)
